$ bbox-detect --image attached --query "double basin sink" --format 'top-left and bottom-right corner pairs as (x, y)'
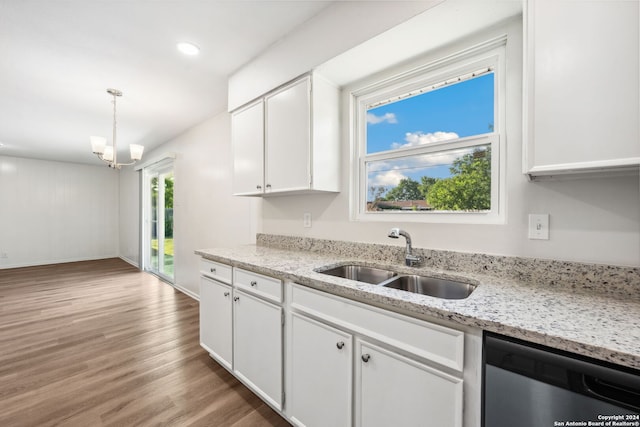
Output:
(317, 264), (476, 300)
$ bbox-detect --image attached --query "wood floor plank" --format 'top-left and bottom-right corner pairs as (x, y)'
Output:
(0, 258), (291, 427)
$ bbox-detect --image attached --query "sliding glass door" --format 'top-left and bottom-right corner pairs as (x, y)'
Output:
(144, 163), (174, 282)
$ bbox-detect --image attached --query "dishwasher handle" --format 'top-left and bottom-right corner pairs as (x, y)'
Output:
(582, 375), (640, 411)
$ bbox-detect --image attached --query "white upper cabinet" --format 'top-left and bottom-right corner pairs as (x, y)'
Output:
(265, 77), (312, 193)
(232, 100), (264, 195)
(524, 0), (640, 179)
(232, 73), (340, 196)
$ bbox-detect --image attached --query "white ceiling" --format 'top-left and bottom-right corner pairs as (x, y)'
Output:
(0, 0), (333, 165)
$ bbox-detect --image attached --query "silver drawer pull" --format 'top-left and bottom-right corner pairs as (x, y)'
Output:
(223, 292), (230, 297)
(250, 280), (257, 287)
(233, 296), (239, 302)
(210, 267), (216, 273)
(256, 185), (262, 190)
(361, 354), (371, 363)
(336, 342), (345, 350)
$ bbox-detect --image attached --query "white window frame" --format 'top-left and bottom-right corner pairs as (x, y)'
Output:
(350, 36), (507, 224)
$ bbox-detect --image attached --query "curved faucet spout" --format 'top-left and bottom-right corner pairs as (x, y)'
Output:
(387, 228), (422, 267)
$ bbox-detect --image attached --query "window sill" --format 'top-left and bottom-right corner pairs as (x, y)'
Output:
(352, 210), (505, 225)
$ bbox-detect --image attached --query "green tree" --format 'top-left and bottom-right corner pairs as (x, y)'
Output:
(427, 148), (491, 211)
(164, 176), (174, 238)
(164, 176), (174, 209)
(151, 176), (174, 238)
(419, 176), (438, 199)
(151, 176), (174, 208)
(385, 178), (423, 201)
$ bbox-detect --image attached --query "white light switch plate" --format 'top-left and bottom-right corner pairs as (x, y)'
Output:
(303, 213), (312, 228)
(528, 214), (549, 240)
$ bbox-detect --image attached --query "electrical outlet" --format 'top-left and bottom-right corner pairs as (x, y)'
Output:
(528, 214), (549, 240)
(303, 213), (312, 228)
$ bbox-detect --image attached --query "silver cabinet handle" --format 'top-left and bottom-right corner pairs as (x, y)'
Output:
(250, 280), (257, 287)
(361, 354), (371, 363)
(256, 185), (262, 190)
(223, 292), (230, 297)
(210, 267), (216, 273)
(266, 184), (272, 189)
(233, 296), (239, 302)
(336, 342), (345, 350)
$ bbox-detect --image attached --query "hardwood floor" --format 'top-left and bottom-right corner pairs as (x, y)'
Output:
(0, 258), (290, 427)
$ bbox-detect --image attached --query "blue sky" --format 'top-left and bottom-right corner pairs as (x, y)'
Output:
(366, 73), (494, 192)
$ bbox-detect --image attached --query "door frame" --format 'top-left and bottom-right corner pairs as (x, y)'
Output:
(141, 160), (174, 283)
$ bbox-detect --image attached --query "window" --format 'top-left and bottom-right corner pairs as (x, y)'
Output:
(351, 38), (506, 223)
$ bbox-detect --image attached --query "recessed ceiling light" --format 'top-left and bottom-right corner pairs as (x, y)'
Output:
(177, 42), (200, 56)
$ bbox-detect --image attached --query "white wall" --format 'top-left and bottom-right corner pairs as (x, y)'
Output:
(258, 17), (640, 268)
(114, 0), (638, 300)
(0, 156), (119, 268)
(128, 113), (259, 296)
(228, 0), (442, 110)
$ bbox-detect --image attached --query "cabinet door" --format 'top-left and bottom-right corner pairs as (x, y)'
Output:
(265, 77), (311, 193)
(199, 277), (233, 369)
(233, 289), (283, 410)
(525, 0), (639, 176)
(289, 313), (352, 427)
(355, 340), (463, 427)
(232, 100), (264, 195)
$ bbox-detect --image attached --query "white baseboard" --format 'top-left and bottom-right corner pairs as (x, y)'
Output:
(0, 255), (119, 270)
(173, 282), (199, 301)
(118, 256), (140, 269)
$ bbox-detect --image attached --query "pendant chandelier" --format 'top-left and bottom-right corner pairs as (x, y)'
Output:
(90, 88), (144, 168)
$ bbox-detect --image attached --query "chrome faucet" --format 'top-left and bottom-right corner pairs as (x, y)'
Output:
(388, 228), (423, 267)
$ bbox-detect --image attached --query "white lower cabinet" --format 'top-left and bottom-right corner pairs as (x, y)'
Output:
(287, 283), (467, 427)
(200, 263), (470, 426)
(199, 260), (284, 413)
(356, 340), (463, 427)
(289, 313), (352, 427)
(199, 276), (233, 369)
(233, 289), (283, 410)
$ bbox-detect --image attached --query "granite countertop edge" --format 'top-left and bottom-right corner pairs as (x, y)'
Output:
(195, 245), (640, 371)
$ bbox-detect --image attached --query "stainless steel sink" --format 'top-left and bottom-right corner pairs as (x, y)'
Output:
(380, 275), (476, 299)
(317, 264), (476, 299)
(317, 265), (397, 284)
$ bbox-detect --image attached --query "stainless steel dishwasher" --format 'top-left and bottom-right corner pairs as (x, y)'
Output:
(483, 332), (640, 427)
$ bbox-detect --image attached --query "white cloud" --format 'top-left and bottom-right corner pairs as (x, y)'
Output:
(390, 131), (459, 149)
(367, 112), (398, 125)
(369, 168), (407, 187)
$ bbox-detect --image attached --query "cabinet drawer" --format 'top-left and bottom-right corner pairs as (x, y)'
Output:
(200, 258), (232, 284)
(234, 268), (283, 303)
(291, 284), (464, 373)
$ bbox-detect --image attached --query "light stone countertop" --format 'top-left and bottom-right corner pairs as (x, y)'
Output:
(195, 243), (640, 371)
